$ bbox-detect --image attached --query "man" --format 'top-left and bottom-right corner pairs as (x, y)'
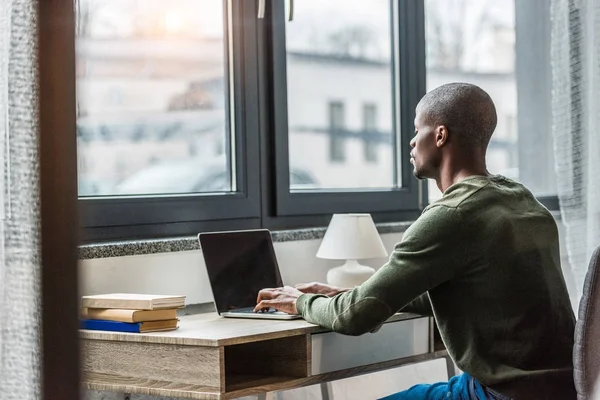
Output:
(255, 83), (576, 400)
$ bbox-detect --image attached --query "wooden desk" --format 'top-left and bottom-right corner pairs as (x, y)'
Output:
(81, 312), (448, 399)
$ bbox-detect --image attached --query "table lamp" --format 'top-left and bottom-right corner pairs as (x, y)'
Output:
(316, 213), (388, 288)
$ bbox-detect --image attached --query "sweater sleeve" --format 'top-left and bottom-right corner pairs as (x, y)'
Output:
(296, 205), (467, 335)
(401, 292), (433, 316)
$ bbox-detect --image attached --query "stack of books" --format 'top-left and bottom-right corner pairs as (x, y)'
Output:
(80, 293), (186, 333)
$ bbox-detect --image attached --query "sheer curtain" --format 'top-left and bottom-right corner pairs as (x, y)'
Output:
(551, 0), (600, 307)
(0, 0), (42, 398)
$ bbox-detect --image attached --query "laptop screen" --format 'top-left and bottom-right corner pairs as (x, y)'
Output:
(199, 229), (283, 313)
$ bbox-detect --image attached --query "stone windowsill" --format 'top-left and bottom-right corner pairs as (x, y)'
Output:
(78, 221), (414, 260)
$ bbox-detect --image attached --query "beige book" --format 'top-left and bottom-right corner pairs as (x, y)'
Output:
(137, 319), (179, 333)
(81, 293), (185, 310)
(81, 308), (178, 323)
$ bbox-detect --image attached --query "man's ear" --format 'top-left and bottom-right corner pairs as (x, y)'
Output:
(435, 125), (448, 148)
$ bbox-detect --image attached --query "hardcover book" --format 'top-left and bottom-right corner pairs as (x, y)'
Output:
(81, 293), (185, 310)
(81, 308), (178, 323)
(80, 318), (179, 333)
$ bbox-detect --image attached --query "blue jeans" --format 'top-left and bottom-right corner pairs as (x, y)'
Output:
(379, 373), (510, 400)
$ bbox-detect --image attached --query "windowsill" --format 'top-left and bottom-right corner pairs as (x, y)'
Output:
(77, 221), (414, 260)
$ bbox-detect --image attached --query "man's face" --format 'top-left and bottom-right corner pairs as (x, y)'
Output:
(410, 110), (441, 180)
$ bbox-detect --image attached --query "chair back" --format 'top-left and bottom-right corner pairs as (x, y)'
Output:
(574, 246), (600, 399)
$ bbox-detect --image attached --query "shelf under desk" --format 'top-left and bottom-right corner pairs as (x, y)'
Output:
(81, 312), (445, 399)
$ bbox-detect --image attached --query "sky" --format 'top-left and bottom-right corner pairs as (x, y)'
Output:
(81, 0), (225, 38)
(81, 0), (393, 43)
(79, 0), (516, 71)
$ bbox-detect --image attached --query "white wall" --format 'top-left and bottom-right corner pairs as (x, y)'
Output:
(79, 232), (403, 304)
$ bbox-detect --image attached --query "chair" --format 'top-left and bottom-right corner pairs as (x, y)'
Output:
(574, 246), (600, 399)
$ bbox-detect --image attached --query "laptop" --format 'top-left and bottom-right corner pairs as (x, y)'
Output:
(198, 229), (302, 320)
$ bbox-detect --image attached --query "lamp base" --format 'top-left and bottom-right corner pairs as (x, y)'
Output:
(326, 259), (376, 288)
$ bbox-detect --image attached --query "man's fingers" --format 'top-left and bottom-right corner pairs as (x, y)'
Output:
(256, 288), (276, 303)
(253, 299), (274, 313)
(294, 283), (311, 293)
(253, 287), (300, 315)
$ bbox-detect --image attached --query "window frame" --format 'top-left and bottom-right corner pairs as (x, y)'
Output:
(79, 0), (262, 242)
(264, 0), (426, 218)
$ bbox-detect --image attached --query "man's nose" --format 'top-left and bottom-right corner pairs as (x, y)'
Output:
(409, 136), (416, 148)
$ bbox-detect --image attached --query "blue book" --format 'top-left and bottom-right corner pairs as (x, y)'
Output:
(80, 318), (178, 333)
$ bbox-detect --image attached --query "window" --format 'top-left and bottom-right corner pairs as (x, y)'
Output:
(77, 0), (261, 241)
(425, 0), (557, 206)
(268, 0), (423, 220)
(363, 103), (379, 163)
(328, 101), (346, 162)
(73, 0), (559, 241)
(76, 0), (426, 240)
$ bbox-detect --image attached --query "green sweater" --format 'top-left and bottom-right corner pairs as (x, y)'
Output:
(297, 175), (575, 399)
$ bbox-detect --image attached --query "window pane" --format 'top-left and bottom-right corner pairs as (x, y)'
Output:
(75, 0), (232, 196)
(285, 0), (397, 190)
(425, 0), (557, 202)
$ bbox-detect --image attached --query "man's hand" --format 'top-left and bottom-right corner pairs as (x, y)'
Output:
(254, 286), (303, 314)
(294, 282), (349, 297)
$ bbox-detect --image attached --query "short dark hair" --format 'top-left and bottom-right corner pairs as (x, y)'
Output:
(416, 82), (497, 149)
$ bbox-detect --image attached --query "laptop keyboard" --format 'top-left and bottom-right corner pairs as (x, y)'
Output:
(232, 307), (287, 315)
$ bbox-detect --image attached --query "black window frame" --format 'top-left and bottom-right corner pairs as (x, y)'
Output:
(79, 0), (262, 242)
(265, 0), (426, 219)
(77, 0), (559, 242)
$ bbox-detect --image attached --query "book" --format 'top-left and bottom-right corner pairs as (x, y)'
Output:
(81, 308), (178, 323)
(80, 318), (179, 333)
(81, 293), (185, 310)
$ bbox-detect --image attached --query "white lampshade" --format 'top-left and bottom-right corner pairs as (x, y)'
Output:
(317, 213), (388, 260)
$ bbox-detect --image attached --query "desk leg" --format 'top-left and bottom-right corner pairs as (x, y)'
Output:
(445, 355), (457, 378)
(320, 382), (333, 400)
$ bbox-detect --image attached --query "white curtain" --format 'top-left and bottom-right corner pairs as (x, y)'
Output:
(551, 0), (600, 307)
(0, 0), (42, 398)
